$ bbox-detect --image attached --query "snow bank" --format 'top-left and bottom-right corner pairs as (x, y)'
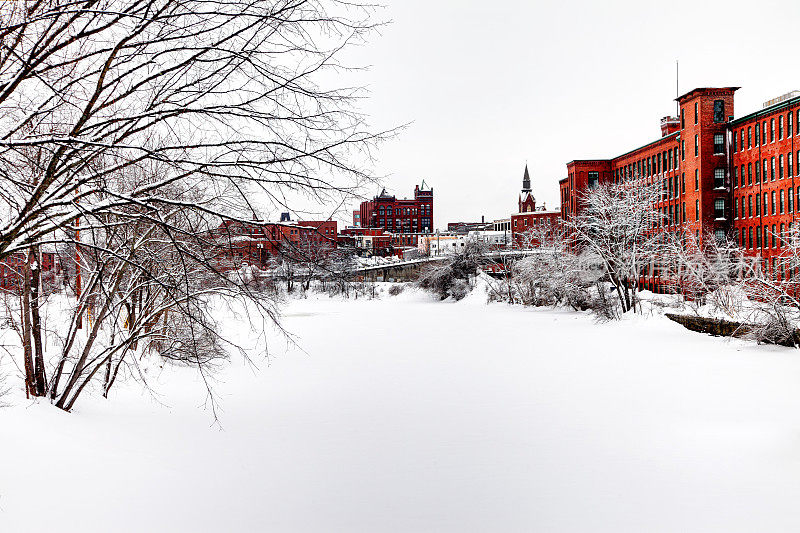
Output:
(2, 293), (800, 532)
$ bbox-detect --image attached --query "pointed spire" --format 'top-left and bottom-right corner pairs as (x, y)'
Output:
(522, 164), (531, 192)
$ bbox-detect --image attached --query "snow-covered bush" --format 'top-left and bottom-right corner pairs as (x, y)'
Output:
(417, 242), (484, 301)
(388, 285), (404, 296)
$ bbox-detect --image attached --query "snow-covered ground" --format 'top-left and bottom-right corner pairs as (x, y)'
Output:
(4, 286), (800, 532)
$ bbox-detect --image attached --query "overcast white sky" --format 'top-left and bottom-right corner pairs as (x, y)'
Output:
(338, 0), (800, 229)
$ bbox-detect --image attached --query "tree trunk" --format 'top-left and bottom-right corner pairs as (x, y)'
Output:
(29, 246), (47, 395)
(21, 252), (34, 397)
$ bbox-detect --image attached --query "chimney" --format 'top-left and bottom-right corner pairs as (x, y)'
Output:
(660, 116), (680, 137)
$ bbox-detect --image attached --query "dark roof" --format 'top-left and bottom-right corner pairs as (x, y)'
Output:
(675, 87), (740, 103)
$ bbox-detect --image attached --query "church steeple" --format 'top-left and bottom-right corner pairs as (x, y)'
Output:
(522, 164), (531, 192)
(518, 163), (536, 213)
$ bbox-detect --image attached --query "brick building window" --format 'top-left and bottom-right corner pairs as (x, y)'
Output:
(771, 157), (775, 181)
(790, 153), (794, 178)
(771, 191), (776, 215)
(714, 199), (725, 219)
(764, 193), (768, 213)
(695, 169), (699, 190)
(741, 196), (746, 217)
(588, 171), (599, 189)
(748, 163), (753, 185)
(714, 134), (724, 154)
(762, 121), (767, 145)
(713, 100), (725, 123)
(780, 189), (785, 214)
(790, 189), (795, 213)
(681, 109), (685, 129)
(734, 197), (739, 218)
(694, 102), (698, 124)
(694, 134), (699, 156)
(756, 194), (761, 216)
(771, 118), (776, 142)
(790, 112), (794, 136)
(748, 195), (753, 217)
(780, 155), (784, 179)
(740, 130), (745, 151)
(714, 168), (725, 189)
(681, 140), (685, 160)
(780, 115), (784, 139)
(756, 226), (762, 248)
(748, 126), (752, 148)
(715, 229), (726, 242)
(748, 227), (753, 248)
(772, 224), (777, 248)
(695, 199), (699, 221)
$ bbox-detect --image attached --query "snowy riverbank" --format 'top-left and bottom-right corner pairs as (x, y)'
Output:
(3, 287), (800, 532)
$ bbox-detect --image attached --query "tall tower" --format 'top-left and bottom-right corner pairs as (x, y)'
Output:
(519, 164), (536, 213)
(522, 164), (531, 192)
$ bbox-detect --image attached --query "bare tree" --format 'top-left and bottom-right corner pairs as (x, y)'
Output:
(0, 0), (391, 409)
(570, 179), (664, 315)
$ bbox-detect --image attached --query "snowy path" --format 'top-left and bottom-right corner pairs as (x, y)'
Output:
(3, 289), (800, 532)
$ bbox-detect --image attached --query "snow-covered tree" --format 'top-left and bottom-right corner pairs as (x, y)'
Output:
(0, 0), (388, 409)
(570, 179), (664, 315)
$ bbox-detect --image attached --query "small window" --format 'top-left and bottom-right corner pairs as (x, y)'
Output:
(714, 133), (724, 154)
(714, 198), (726, 219)
(714, 229), (726, 242)
(714, 168), (725, 189)
(713, 100), (725, 123)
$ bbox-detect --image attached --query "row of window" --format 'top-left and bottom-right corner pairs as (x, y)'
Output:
(377, 205), (430, 216)
(739, 223), (792, 251)
(613, 148), (681, 182)
(732, 152), (800, 187)
(732, 110), (800, 152)
(734, 187), (800, 219)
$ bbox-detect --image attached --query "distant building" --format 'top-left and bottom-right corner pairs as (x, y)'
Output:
(493, 218), (511, 232)
(519, 164), (536, 213)
(510, 164), (560, 246)
(210, 217), (337, 271)
(352, 210), (361, 227)
(357, 182), (433, 246)
(0, 251), (59, 290)
(446, 220), (493, 234)
(339, 227), (393, 256)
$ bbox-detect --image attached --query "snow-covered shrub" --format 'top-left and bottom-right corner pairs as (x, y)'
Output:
(448, 278), (471, 301)
(388, 285), (404, 296)
(417, 242), (483, 301)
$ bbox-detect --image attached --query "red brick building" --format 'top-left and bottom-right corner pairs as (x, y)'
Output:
(339, 227), (393, 256)
(560, 86), (800, 283)
(211, 218), (337, 271)
(358, 183), (434, 247)
(511, 165), (560, 246)
(0, 251), (59, 290)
